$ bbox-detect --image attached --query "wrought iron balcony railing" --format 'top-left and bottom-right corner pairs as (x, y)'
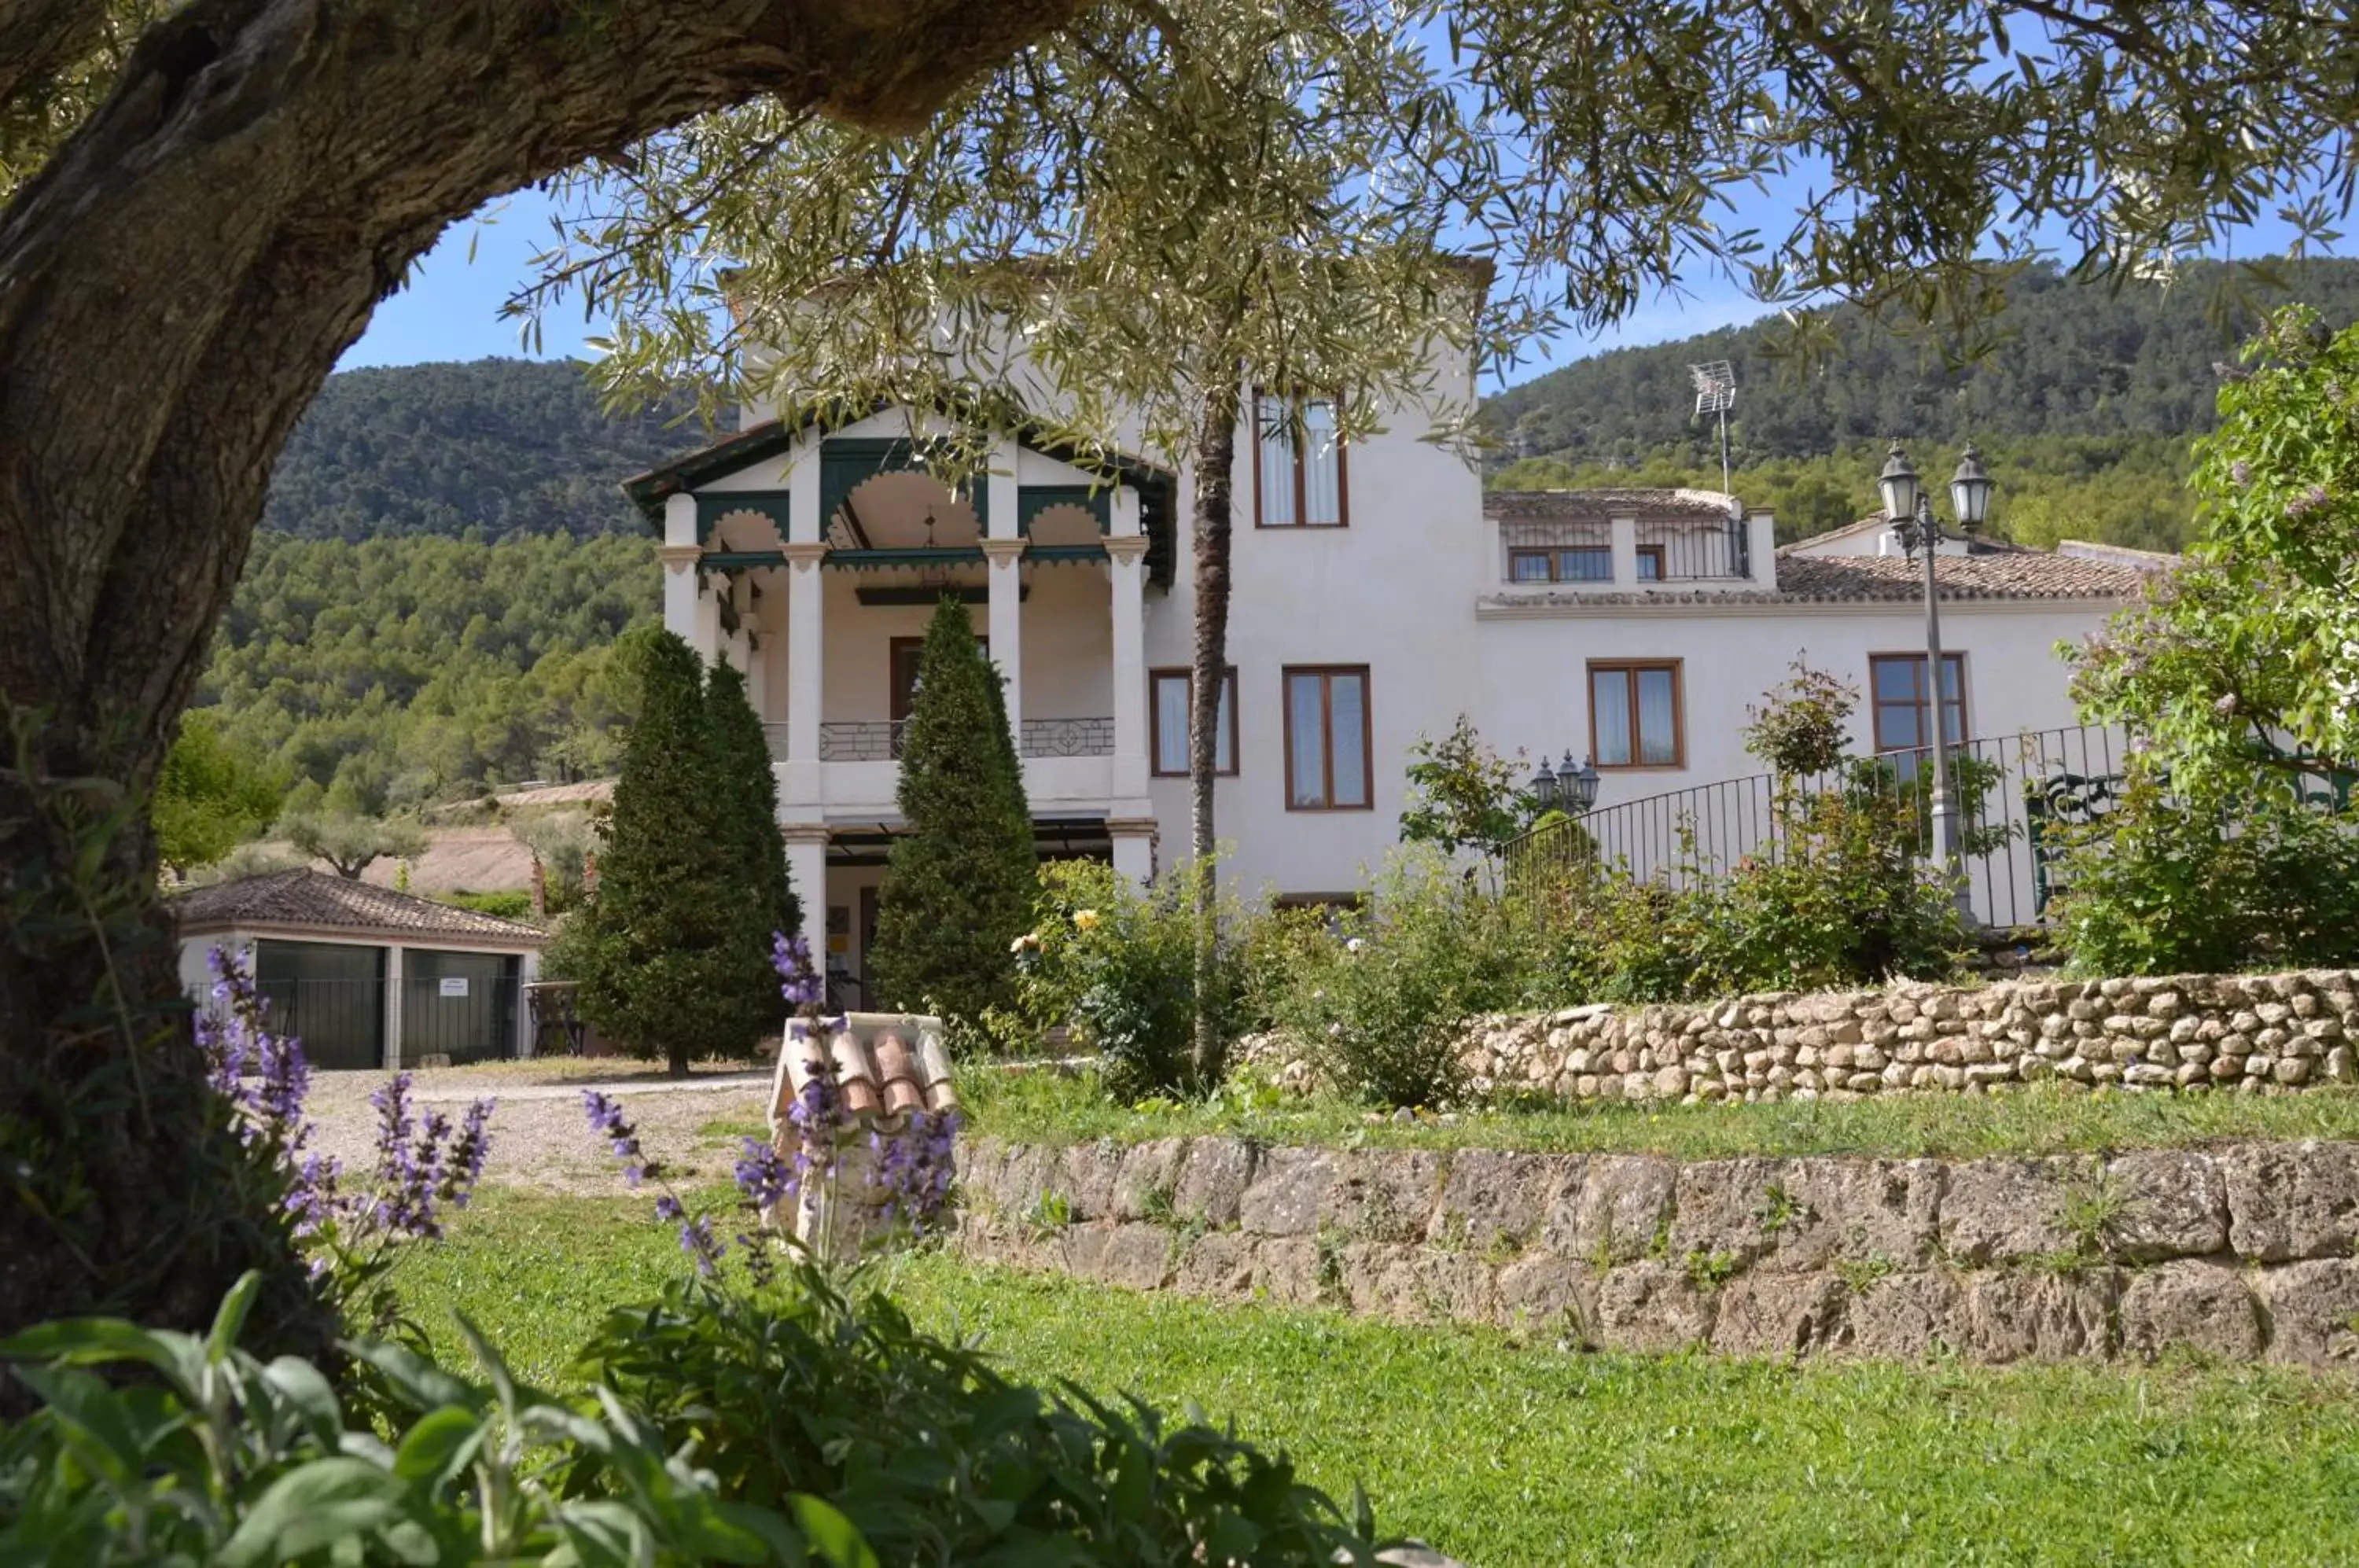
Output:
(798, 716), (1117, 762)
(1019, 716), (1115, 757)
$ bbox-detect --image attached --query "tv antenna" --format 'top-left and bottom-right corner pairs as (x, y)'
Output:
(1687, 360), (1737, 497)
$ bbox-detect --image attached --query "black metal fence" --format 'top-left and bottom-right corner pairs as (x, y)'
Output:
(1503, 723), (2136, 929)
(1636, 515), (1750, 582)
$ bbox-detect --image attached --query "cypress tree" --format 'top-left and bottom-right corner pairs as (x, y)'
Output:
(705, 658), (802, 1040)
(558, 631), (752, 1077)
(870, 596), (1036, 1028)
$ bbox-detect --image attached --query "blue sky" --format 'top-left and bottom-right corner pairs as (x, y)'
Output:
(340, 186), (1781, 392)
(343, 182), (2311, 395)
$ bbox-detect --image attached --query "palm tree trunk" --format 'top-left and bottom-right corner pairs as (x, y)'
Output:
(1188, 377), (1240, 1088)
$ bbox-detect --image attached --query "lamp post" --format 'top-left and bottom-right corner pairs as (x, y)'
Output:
(1529, 750), (1601, 815)
(1878, 440), (1993, 918)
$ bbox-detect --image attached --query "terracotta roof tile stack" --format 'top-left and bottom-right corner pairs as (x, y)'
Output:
(766, 1012), (960, 1254)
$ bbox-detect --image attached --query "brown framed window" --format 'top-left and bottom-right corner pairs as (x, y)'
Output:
(1253, 392), (1348, 528)
(1589, 660), (1684, 769)
(1283, 665), (1372, 810)
(1635, 544), (1666, 581)
(1507, 545), (1612, 583)
(1150, 667), (1238, 776)
(1870, 653), (1967, 753)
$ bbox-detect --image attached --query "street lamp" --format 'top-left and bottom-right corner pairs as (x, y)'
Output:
(1879, 440), (1994, 918)
(1529, 750), (1601, 814)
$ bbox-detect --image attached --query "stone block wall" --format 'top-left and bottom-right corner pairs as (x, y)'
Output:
(1458, 969), (2359, 1106)
(958, 1135), (2359, 1366)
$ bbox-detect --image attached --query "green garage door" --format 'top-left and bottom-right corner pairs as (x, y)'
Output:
(254, 940), (385, 1071)
(402, 949), (521, 1067)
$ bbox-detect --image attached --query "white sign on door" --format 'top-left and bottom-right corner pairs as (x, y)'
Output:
(438, 977), (469, 998)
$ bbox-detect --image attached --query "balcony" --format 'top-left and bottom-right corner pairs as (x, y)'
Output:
(1500, 517), (1750, 585)
(764, 716), (1120, 815)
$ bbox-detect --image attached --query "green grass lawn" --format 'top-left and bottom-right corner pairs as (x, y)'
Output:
(959, 1064), (2359, 1159)
(398, 1190), (2359, 1566)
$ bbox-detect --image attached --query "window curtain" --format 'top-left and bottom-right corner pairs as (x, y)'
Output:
(1636, 668), (1678, 764)
(1257, 396), (1297, 525)
(1154, 675), (1190, 773)
(1301, 400), (1341, 525)
(1592, 670), (1633, 766)
(1330, 673), (1367, 805)
(1287, 672), (1326, 804)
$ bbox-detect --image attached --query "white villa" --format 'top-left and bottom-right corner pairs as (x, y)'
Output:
(625, 378), (2158, 1007)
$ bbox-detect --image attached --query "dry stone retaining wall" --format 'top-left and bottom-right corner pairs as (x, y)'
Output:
(1453, 969), (2359, 1105)
(958, 1136), (2359, 1366)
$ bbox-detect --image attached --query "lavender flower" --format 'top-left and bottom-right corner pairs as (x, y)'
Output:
(734, 1137), (793, 1212)
(654, 1194), (685, 1223)
(678, 1212), (724, 1275)
(771, 931), (825, 1010)
(583, 1089), (657, 1187)
(867, 1108), (961, 1236)
(735, 1232), (778, 1288)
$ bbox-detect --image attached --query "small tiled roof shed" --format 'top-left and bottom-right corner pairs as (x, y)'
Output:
(171, 870), (546, 1070)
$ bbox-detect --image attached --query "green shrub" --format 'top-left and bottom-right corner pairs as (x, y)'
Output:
(0, 1269), (1395, 1566)
(870, 597), (1036, 1030)
(2048, 762), (2359, 974)
(572, 1273), (1389, 1565)
(557, 630), (786, 1073)
(1016, 858), (1251, 1099)
(1257, 848), (1545, 1107)
(0, 1272), (826, 1567)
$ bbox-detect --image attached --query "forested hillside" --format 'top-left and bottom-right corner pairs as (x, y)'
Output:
(1482, 259), (2359, 549)
(262, 358), (701, 539)
(193, 534), (658, 809)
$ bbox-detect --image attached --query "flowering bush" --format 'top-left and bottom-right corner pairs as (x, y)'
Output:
(1255, 848), (1546, 1107)
(1013, 858), (1252, 1099)
(199, 946), (494, 1331)
(2046, 761), (2359, 975)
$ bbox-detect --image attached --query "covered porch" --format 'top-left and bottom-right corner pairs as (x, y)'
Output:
(624, 410), (1177, 980)
(790, 815), (1153, 1015)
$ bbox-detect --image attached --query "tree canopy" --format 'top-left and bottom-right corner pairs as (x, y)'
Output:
(2070, 306), (2359, 794)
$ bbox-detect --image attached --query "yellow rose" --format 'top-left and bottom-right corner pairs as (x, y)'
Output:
(1074, 909), (1101, 931)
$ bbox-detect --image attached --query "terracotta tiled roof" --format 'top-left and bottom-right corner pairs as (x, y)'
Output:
(1485, 487), (1742, 520)
(1774, 551), (2148, 602)
(169, 869), (547, 944)
(1479, 549), (2149, 611)
(770, 1013), (960, 1129)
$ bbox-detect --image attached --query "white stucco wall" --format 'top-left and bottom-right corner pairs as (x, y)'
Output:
(674, 377), (2123, 908)
(1470, 601), (2110, 804)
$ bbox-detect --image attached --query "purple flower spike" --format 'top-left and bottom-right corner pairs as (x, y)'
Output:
(771, 930), (826, 1010)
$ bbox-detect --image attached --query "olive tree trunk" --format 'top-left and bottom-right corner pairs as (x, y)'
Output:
(0, 0), (1073, 1349)
(1187, 377), (1240, 1088)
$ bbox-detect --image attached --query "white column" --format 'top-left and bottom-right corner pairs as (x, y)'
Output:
(1111, 484), (1142, 540)
(1609, 517), (1639, 587)
(659, 545), (702, 644)
(983, 539), (1027, 739)
(782, 542), (828, 808)
(1747, 510), (1779, 591)
(783, 824), (830, 1007)
(517, 950), (541, 1059)
(1106, 535), (1151, 804)
(1110, 820), (1157, 886)
(985, 435), (1021, 542)
(382, 944), (404, 1073)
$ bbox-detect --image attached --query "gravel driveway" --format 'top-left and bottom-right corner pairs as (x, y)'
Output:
(307, 1057), (775, 1196)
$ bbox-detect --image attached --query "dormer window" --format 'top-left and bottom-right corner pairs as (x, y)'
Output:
(1254, 393), (1347, 528)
